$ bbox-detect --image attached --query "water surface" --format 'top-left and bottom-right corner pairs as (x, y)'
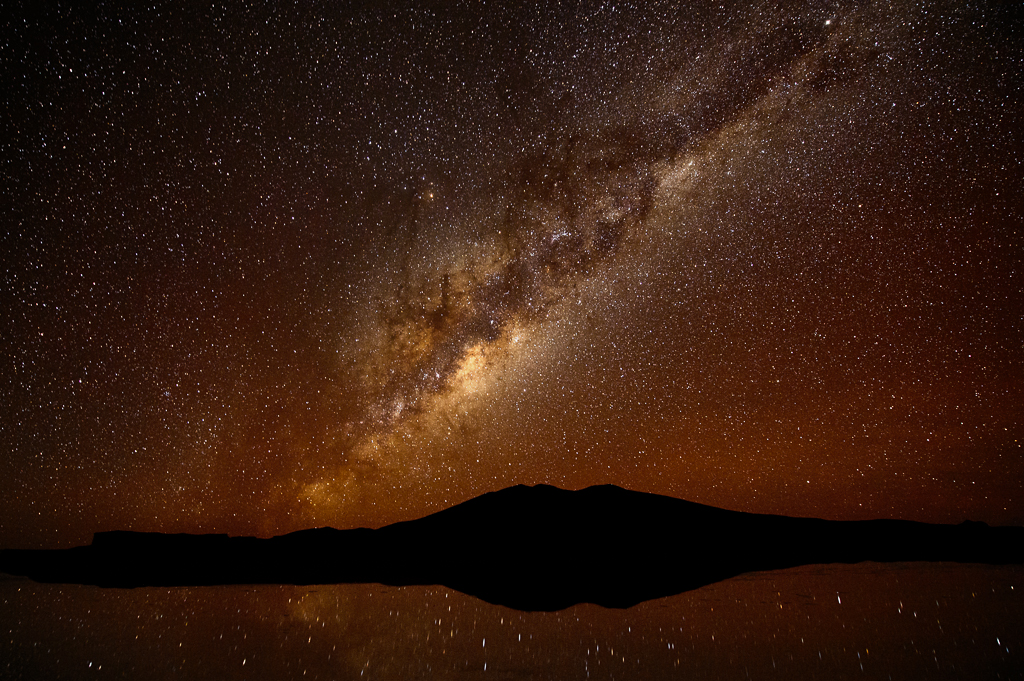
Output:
(3, 562), (1021, 679)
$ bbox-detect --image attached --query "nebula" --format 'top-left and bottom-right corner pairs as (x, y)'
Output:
(0, 0), (1021, 546)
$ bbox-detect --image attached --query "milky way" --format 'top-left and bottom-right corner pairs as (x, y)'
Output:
(1, 0), (1021, 547)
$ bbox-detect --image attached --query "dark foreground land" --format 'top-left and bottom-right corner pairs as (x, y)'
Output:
(2, 484), (1022, 610)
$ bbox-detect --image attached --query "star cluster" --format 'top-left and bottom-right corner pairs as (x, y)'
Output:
(1, 0), (1022, 548)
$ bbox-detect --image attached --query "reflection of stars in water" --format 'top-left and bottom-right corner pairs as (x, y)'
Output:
(5, 565), (1021, 677)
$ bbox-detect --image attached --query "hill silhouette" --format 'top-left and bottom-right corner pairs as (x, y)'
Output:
(2, 484), (1022, 610)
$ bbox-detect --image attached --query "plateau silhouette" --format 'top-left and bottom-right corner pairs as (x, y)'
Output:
(2, 484), (1021, 610)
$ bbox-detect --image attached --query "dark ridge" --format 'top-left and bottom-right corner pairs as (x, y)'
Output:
(2, 485), (1021, 611)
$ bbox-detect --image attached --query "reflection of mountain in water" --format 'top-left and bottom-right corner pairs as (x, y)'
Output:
(3, 485), (1022, 611)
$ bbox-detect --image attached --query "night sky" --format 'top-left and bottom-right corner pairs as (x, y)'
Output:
(2, 0), (1022, 550)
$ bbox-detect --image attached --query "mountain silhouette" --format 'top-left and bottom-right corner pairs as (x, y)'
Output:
(2, 484), (1022, 610)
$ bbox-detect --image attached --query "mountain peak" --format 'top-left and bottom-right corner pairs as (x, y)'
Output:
(2, 485), (1021, 611)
